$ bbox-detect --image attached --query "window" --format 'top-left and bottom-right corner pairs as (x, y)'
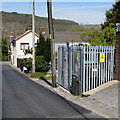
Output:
(20, 43), (29, 50)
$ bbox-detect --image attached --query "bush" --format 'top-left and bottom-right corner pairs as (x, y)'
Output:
(36, 33), (51, 63)
(2, 37), (8, 57)
(35, 56), (48, 72)
(2, 56), (8, 61)
(24, 56), (49, 73)
(29, 72), (47, 79)
(24, 58), (32, 72)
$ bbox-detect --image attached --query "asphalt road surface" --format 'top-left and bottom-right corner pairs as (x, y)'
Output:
(2, 63), (103, 119)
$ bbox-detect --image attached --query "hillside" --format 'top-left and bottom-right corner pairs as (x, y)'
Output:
(2, 11), (79, 36)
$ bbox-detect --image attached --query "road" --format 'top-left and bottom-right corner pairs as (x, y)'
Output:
(2, 63), (103, 119)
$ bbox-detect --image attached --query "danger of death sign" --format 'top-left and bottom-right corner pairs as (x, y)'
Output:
(99, 53), (105, 63)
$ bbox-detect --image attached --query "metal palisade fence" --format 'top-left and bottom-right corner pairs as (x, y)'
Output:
(58, 45), (115, 95)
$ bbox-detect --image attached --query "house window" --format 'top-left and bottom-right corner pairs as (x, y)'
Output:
(20, 43), (29, 50)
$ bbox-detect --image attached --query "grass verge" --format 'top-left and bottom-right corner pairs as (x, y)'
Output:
(27, 72), (47, 79)
(73, 94), (90, 99)
(27, 71), (52, 80)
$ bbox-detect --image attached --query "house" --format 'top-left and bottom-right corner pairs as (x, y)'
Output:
(10, 30), (39, 67)
(44, 31), (90, 52)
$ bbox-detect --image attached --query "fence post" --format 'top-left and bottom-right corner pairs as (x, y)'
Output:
(62, 46), (65, 87)
(78, 45), (82, 96)
(58, 46), (62, 85)
(67, 43), (70, 91)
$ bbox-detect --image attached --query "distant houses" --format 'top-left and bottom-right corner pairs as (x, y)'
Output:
(44, 31), (90, 52)
(10, 30), (39, 67)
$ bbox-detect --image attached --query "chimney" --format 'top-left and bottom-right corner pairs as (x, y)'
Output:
(41, 27), (45, 35)
(26, 24), (32, 31)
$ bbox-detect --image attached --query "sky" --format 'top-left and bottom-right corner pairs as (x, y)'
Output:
(2, 1), (115, 24)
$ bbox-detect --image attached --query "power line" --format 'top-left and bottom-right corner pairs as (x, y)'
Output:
(24, 1), (32, 26)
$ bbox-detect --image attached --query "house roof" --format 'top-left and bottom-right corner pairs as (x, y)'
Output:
(15, 30), (39, 41)
(44, 31), (83, 43)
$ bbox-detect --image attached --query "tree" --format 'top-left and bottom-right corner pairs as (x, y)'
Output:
(43, 38), (51, 62)
(101, 2), (120, 45)
(80, 2), (118, 46)
(80, 24), (116, 46)
(36, 32), (45, 56)
(103, 24), (116, 46)
(1, 37), (9, 61)
(36, 33), (51, 62)
(80, 29), (106, 46)
(102, 1), (120, 29)
(2, 37), (8, 56)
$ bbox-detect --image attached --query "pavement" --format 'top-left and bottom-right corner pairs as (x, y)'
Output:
(31, 78), (119, 119)
(4, 62), (120, 119)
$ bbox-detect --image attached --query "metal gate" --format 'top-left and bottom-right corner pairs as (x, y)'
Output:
(58, 45), (115, 94)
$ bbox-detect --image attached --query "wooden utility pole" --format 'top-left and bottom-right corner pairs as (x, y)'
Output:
(32, 0), (35, 73)
(47, 0), (56, 87)
(115, 23), (120, 81)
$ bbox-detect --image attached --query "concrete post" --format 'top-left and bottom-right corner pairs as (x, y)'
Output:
(115, 23), (120, 80)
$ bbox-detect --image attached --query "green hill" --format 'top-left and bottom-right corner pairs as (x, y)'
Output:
(2, 11), (79, 36)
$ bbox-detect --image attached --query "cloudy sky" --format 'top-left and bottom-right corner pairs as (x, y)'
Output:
(2, 0), (115, 24)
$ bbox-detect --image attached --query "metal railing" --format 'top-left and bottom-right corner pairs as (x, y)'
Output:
(58, 45), (115, 94)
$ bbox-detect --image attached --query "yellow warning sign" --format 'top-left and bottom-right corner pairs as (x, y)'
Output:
(99, 53), (105, 63)
(49, 34), (52, 39)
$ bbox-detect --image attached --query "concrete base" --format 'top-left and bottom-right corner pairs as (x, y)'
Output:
(83, 80), (119, 95)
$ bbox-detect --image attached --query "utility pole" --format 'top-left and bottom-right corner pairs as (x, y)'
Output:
(115, 23), (120, 81)
(47, 0), (57, 87)
(32, 0), (35, 73)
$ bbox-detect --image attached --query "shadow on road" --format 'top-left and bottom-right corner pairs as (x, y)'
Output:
(40, 77), (53, 87)
(56, 94), (106, 119)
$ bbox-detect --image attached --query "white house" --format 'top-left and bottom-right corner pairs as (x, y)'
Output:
(11, 30), (39, 67)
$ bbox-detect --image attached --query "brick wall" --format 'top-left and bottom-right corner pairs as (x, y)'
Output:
(115, 32), (120, 80)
